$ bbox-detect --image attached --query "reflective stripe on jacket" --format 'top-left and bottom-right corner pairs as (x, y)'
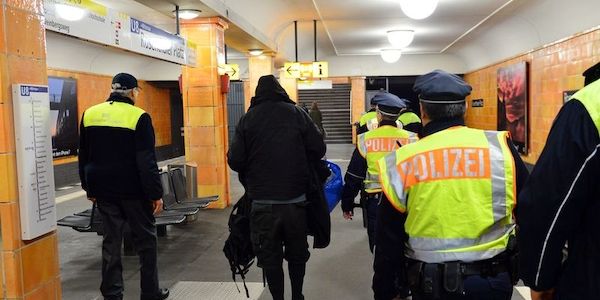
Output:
(357, 125), (418, 193)
(378, 126), (516, 263)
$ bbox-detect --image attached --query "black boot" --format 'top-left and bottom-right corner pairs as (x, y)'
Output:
(289, 263), (306, 300)
(141, 288), (169, 300)
(264, 267), (285, 300)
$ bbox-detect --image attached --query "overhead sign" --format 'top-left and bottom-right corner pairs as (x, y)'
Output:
(284, 62), (301, 78)
(12, 84), (57, 240)
(221, 64), (240, 80)
(284, 61), (328, 79)
(44, 0), (197, 66)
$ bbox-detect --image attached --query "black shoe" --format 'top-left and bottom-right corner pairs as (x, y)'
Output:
(141, 288), (169, 300)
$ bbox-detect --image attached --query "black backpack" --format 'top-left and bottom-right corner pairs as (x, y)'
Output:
(223, 194), (255, 298)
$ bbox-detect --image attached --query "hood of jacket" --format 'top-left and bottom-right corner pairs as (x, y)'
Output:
(249, 75), (295, 109)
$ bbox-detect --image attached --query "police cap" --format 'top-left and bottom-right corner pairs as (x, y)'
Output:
(112, 73), (139, 91)
(373, 92), (406, 116)
(583, 62), (600, 86)
(413, 69), (472, 104)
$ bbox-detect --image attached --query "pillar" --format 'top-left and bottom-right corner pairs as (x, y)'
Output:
(278, 69), (298, 103)
(0, 1), (61, 299)
(351, 76), (366, 144)
(245, 55), (275, 109)
(181, 18), (231, 208)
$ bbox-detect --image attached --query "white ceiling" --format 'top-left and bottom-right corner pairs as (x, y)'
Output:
(50, 0), (600, 76)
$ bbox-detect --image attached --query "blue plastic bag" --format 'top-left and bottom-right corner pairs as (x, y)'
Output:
(323, 160), (343, 213)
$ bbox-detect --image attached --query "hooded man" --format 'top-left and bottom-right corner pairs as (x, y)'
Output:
(228, 75), (326, 300)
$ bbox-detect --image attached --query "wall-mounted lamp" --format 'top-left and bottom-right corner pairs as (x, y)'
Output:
(380, 49), (402, 63)
(248, 49), (264, 56)
(56, 3), (87, 21)
(399, 0), (438, 20)
(173, 9), (202, 20)
(387, 30), (415, 49)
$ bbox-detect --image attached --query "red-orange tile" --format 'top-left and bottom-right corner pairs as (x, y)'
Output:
(6, 0), (44, 15)
(21, 233), (59, 294)
(0, 202), (26, 250)
(0, 153), (18, 203)
(24, 279), (56, 300)
(3, 250), (24, 298)
(188, 86), (215, 107)
(5, 6), (46, 59)
(8, 56), (47, 85)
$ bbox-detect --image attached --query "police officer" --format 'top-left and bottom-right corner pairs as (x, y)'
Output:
(358, 94), (382, 134)
(397, 104), (422, 134)
(341, 92), (418, 252)
(79, 73), (169, 300)
(373, 70), (529, 300)
(517, 62), (600, 300)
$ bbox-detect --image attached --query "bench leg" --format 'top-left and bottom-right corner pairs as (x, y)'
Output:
(157, 225), (167, 237)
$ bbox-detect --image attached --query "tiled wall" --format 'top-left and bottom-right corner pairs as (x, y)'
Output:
(0, 1), (62, 299)
(464, 28), (600, 164)
(47, 69), (173, 161)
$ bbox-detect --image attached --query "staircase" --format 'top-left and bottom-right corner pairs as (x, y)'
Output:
(298, 84), (352, 144)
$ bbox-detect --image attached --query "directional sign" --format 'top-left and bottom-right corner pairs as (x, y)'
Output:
(284, 61), (328, 79)
(284, 62), (301, 78)
(222, 64), (240, 80)
(312, 61), (328, 78)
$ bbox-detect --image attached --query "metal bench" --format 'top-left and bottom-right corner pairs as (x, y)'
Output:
(170, 168), (219, 208)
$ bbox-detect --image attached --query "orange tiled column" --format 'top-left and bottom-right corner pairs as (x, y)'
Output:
(181, 18), (231, 208)
(245, 55), (275, 110)
(278, 69), (297, 103)
(0, 1), (62, 299)
(351, 76), (366, 144)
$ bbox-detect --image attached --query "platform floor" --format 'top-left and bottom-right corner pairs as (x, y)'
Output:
(57, 144), (530, 300)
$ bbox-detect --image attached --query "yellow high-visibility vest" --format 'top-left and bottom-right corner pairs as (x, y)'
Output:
(83, 101), (146, 130)
(398, 111), (421, 127)
(357, 125), (418, 193)
(359, 111), (378, 131)
(572, 79), (600, 134)
(378, 126), (516, 263)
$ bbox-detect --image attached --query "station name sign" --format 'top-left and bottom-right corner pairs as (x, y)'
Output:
(44, 0), (197, 66)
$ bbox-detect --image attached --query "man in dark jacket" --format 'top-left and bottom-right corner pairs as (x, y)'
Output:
(79, 73), (168, 300)
(228, 75), (326, 300)
(517, 62), (600, 300)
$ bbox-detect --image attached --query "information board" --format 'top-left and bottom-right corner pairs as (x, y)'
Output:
(12, 84), (57, 240)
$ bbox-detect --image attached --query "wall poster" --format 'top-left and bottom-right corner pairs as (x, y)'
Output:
(49, 76), (79, 158)
(497, 62), (528, 154)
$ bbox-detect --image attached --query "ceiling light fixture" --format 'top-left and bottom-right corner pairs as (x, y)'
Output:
(248, 49), (264, 56)
(400, 0), (439, 20)
(387, 30), (415, 48)
(173, 9), (202, 20)
(380, 49), (402, 63)
(55, 3), (87, 21)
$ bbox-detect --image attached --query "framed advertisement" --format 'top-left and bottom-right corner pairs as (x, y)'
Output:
(48, 76), (79, 158)
(497, 62), (528, 154)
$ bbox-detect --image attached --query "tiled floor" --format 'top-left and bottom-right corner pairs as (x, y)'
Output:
(57, 144), (529, 300)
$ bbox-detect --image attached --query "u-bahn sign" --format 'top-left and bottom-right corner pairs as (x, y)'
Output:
(44, 0), (197, 66)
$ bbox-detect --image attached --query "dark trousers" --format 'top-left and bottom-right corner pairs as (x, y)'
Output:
(97, 198), (159, 300)
(411, 272), (513, 300)
(366, 195), (379, 252)
(250, 202), (310, 300)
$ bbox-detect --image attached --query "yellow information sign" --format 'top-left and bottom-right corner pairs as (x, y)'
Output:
(284, 61), (328, 79)
(222, 64), (240, 80)
(284, 62), (301, 78)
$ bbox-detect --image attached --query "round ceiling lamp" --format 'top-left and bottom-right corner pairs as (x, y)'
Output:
(387, 30), (415, 48)
(56, 3), (87, 21)
(380, 49), (402, 63)
(400, 0), (439, 20)
(248, 49), (264, 56)
(173, 9), (202, 20)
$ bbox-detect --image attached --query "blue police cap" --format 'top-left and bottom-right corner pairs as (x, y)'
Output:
(583, 61), (600, 86)
(372, 92), (406, 115)
(413, 69), (472, 104)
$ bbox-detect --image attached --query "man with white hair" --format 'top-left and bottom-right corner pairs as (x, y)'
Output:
(79, 73), (169, 300)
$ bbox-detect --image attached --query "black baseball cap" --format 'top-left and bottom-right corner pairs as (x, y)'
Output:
(583, 62), (600, 86)
(111, 73), (138, 90)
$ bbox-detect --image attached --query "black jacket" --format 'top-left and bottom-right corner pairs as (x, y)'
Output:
(517, 99), (600, 299)
(227, 76), (326, 201)
(372, 118), (529, 300)
(78, 93), (162, 201)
